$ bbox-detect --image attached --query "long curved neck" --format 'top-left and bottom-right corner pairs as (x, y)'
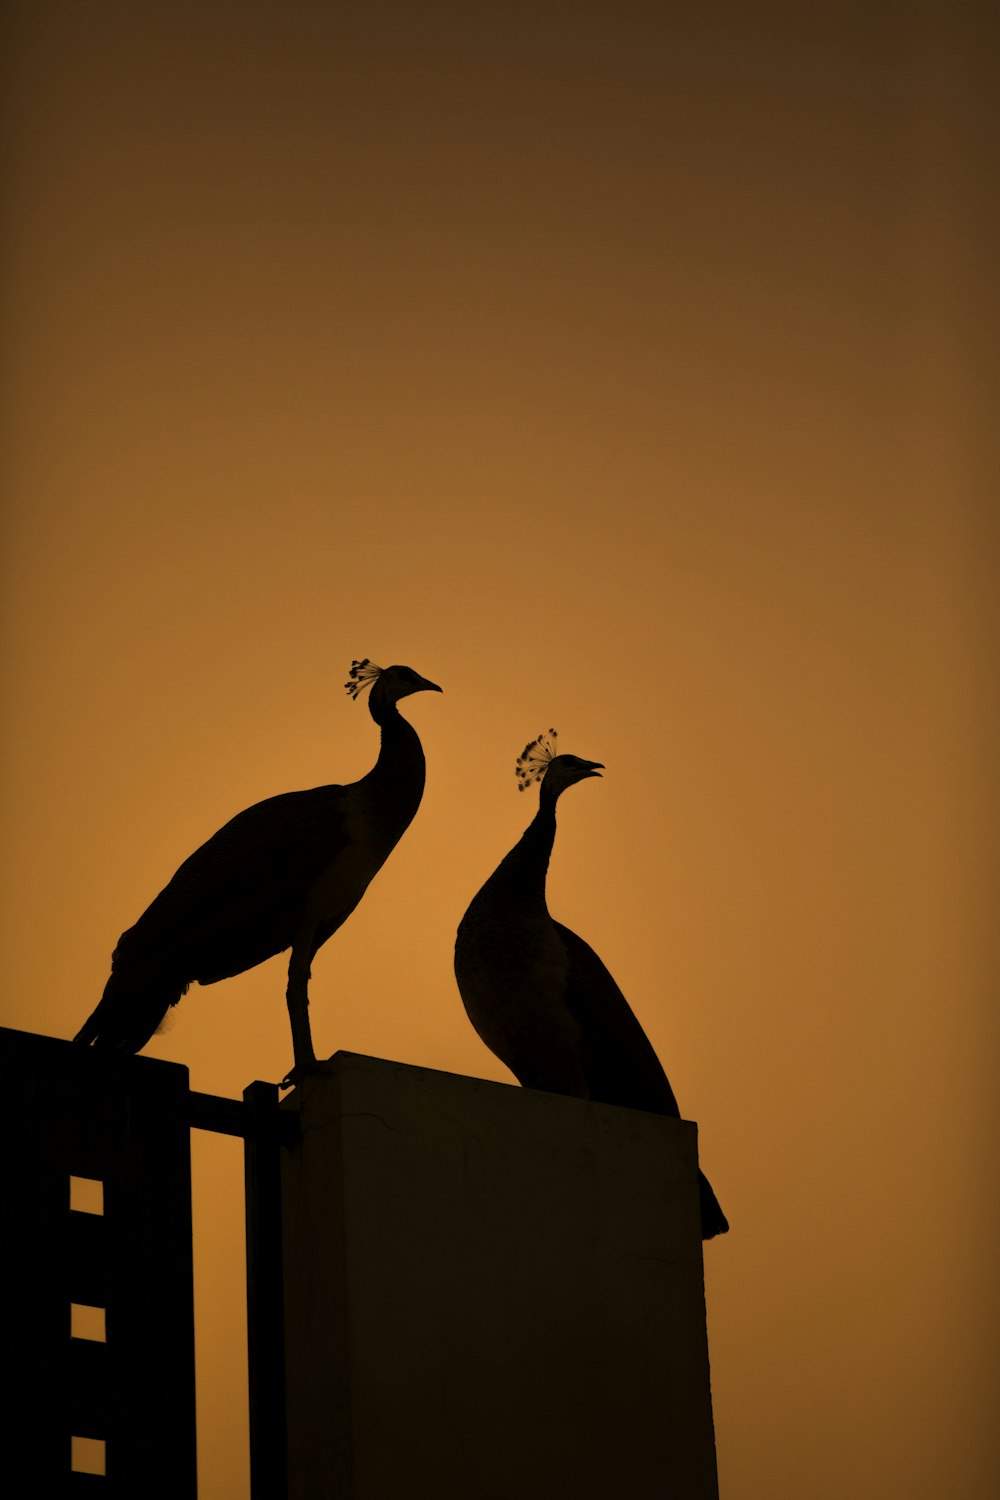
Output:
(483, 797), (558, 915)
(357, 697), (426, 844)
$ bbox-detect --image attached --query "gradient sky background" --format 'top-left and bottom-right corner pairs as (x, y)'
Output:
(2, 3), (995, 1496)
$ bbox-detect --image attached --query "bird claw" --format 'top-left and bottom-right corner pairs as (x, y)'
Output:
(280, 1057), (338, 1090)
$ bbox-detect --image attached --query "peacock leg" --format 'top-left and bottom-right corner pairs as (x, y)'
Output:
(282, 936), (317, 1086)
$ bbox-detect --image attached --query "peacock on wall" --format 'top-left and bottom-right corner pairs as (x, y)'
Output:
(75, 659), (441, 1085)
(454, 729), (728, 1239)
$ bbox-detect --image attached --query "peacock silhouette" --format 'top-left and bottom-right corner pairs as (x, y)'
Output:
(455, 729), (728, 1239)
(75, 660), (442, 1085)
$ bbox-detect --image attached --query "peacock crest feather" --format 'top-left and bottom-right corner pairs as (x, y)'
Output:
(515, 729), (558, 791)
(344, 659), (383, 699)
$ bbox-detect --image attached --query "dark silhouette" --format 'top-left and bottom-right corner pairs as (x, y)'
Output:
(454, 730), (729, 1239)
(75, 660), (441, 1084)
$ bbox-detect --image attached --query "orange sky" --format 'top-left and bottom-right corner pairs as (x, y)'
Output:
(2, 4), (995, 1497)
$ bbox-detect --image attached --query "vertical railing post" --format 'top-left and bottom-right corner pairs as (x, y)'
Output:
(243, 1080), (288, 1500)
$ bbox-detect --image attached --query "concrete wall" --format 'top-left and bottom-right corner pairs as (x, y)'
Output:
(280, 1053), (719, 1500)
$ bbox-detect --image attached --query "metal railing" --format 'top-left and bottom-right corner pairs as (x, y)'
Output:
(1, 1025), (295, 1499)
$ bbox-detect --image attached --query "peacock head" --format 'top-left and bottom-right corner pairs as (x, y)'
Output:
(344, 659), (443, 710)
(515, 730), (603, 802)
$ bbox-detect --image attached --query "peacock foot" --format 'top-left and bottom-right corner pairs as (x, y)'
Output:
(280, 1056), (340, 1090)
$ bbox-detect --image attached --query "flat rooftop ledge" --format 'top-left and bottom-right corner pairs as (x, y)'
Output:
(281, 1052), (719, 1500)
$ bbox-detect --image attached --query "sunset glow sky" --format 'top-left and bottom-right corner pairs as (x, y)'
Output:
(2, 4), (995, 1496)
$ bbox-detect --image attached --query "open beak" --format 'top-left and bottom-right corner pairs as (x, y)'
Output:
(583, 761), (604, 778)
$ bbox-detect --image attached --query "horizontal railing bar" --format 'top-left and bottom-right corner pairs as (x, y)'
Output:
(186, 1089), (298, 1146)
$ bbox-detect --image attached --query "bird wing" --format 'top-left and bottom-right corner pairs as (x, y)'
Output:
(112, 783), (352, 982)
(553, 920), (681, 1117)
(556, 924), (730, 1238)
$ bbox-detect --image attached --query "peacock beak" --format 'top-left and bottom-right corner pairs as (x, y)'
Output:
(417, 677), (443, 694)
(583, 761), (604, 777)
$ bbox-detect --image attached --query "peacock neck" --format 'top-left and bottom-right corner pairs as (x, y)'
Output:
(486, 800), (557, 914)
(358, 703), (426, 838)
